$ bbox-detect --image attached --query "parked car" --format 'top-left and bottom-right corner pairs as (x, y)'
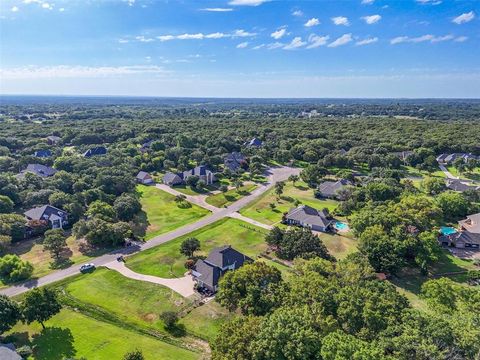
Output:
(79, 263), (95, 273)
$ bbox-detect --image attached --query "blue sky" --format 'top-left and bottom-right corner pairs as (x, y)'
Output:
(1, 0), (479, 97)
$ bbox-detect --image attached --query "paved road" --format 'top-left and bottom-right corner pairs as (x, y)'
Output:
(439, 164), (457, 179)
(0, 166), (300, 297)
(155, 183), (220, 212)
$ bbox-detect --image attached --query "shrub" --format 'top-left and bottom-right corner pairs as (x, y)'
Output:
(16, 345), (33, 358)
(160, 311), (178, 330)
(0, 254), (34, 283)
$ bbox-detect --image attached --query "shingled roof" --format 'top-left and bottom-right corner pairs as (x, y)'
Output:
(285, 205), (332, 229)
(22, 163), (57, 177)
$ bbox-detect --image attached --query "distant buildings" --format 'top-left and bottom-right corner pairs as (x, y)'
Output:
(316, 179), (352, 199)
(20, 163), (57, 178)
(284, 205), (333, 232)
(245, 138), (263, 147)
(192, 245), (252, 293)
(440, 213), (480, 250)
(34, 149), (52, 158)
(163, 165), (216, 186)
(46, 135), (62, 145)
(224, 152), (247, 172)
(445, 179), (479, 193)
(136, 171), (154, 184)
(83, 146), (107, 157)
(436, 153), (478, 165)
(24, 205), (69, 230)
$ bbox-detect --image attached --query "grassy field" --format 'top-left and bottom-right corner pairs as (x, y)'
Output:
(0, 236), (107, 289)
(137, 185), (210, 240)
(65, 268), (192, 334)
(126, 218), (268, 278)
(205, 184), (257, 208)
(7, 309), (198, 360)
(240, 181), (339, 226)
(447, 166), (480, 181)
(320, 233), (358, 260)
(402, 165), (446, 179)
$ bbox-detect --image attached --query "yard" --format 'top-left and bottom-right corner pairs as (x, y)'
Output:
(239, 181), (339, 226)
(319, 233), (358, 260)
(137, 185), (210, 240)
(126, 217), (269, 278)
(6, 309), (199, 360)
(205, 184), (257, 208)
(447, 165), (480, 181)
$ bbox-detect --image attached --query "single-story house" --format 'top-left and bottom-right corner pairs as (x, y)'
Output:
(140, 140), (153, 152)
(83, 146), (107, 157)
(284, 205), (333, 232)
(0, 344), (22, 360)
(437, 153), (478, 165)
(34, 149), (52, 158)
(436, 153), (448, 163)
(46, 135), (61, 145)
(192, 245), (252, 293)
(136, 171), (154, 184)
(440, 213), (480, 250)
(245, 138), (263, 147)
(21, 163), (57, 178)
(224, 152), (247, 172)
(24, 205), (69, 230)
(163, 165), (216, 186)
(317, 179), (352, 199)
(446, 179), (479, 193)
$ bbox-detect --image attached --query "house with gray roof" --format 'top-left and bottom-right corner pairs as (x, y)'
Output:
(245, 138), (263, 147)
(0, 344), (21, 360)
(437, 153), (478, 165)
(47, 135), (61, 145)
(284, 205), (333, 232)
(136, 171), (154, 184)
(446, 179), (479, 193)
(83, 146), (107, 157)
(224, 152), (247, 172)
(162, 172), (184, 186)
(441, 213), (480, 250)
(21, 163), (57, 178)
(192, 245), (252, 293)
(163, 165), (216, 186)
(34, 149), (52, 158)
(24, 205), (69, 230)
(317, 179), (352, 199)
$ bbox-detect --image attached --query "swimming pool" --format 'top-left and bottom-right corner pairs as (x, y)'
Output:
(440, 226), (457, 236)
(334, 221), (349, 231)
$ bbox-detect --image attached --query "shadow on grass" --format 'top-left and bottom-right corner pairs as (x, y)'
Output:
(131, 210), (149, 238)
(31, 327), (76, 360)
(50, 257), (74, 270)
(3, 331), (30, 347)
(166, 324), (187, 338)
(294, 185), (309, 191)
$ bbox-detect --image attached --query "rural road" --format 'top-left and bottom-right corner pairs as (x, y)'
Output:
(0, 166), (300, 297)
(438, 164), (458, 179)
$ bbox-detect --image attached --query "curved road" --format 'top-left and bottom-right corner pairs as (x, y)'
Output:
(0, 166), (299, 297)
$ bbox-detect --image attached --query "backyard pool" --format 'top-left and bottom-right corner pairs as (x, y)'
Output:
(440, 226), (458, 236)
(334, 221), (349, 231)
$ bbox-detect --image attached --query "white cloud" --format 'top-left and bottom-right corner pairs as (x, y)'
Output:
(267, 42), (284, 49)
(59, 7), (64, 12)
(157, 35), (175, 41)
(135, 35), (155, 42)
(11, 6), (19, 12)
(236, 42), (249, 48)
(41, 2), (53, 10)
(0, 65), (169, 79)
(205, 32), (227, 39)
(332, 16), (350, 26)
(177, 33), (204, 40)
(306, 34), (329, 49)
(454, 36), (468, 42)
(233, 29), (257, 37)
(328, 33), (353, 47)
(228, 0), (269, 6)
(356, 37), (378, 46)
(416, 0), (442, 5)
(201, 8), (233, 12)
(283, 37), (306, 50)
(292, 10), (303, 17)
(390, 34), (459, 44)
(126, 0), (135, 6)
(252, 44), (265, 50)
(361, 0), (374, 4)
(362, 15), (381, 24)
(271, 28), (287, 40)
(452, 11), (475, 24)
(118, 39), (129, 43)
(304, 18), (320, 27)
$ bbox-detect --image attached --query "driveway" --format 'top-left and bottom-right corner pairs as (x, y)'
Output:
(104, 261), (195, 298)
(155, 183), (219, 212)
(0, 166), (300, 297)
(439, 164), (458, 179)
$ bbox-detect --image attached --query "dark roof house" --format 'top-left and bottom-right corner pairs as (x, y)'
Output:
(317, 179), (352, 199)
(224, 152), (247, 172)
(47, 135), (61, 145)
(162, 172), (184, 186)
(284, 205), (333, 232)
(83, 146), (107, 157)
(446, 179), (479, 192)
(192, 245), (252, 292)
(245, 138), (263, 147)
(24, 205), (69, 229)
(440, 213), (480, 249)
(34, 149), (52, 158)
(21, 163), (57, 177)
(136, 171), (154, 184)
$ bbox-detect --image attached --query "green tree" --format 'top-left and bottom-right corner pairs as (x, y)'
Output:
(86, 200), (116, 221)
(180, 237), (200, 258)
(43, 229), (67, 261)
(274, 181), (285, 198)
(288, 174), (299, 185)
(160, 311), (178, 330)
(216, 262), (283, 316)
(422, 177), (446, 195)
(0, 254), (33, 283)
(22, 288), (62, 329)
(0, 214), (27, 241)
(0, 194), (14, 213)
(321, 330), (385, 360)
(123, 349), (144, 360)
(114, 193), (141, 221)
(435, 191), (470, 220)
(0, 294), (21, 334)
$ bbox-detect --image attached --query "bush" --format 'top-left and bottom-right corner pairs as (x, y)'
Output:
(160, 310), (178, 330)
(0, 254), (34, 283)
(184, 259), (195, 269)
(16, 345), (33, 358)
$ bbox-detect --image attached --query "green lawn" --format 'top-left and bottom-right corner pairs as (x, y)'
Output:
(320, 233), (358, 260)
(402, 165), (446, 179)
(240, 181), (339, 226)
(205, 184), (257, 208)
(7, 309), (199, 360)
(64, 268), (192, 334)
(137, 185), (210, 240)
(447, 166), (480, 181)
(126, 218), (268, 278)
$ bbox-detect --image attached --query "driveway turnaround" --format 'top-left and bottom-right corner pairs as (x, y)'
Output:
(0, 166), (300, 297)
(104, 261), (195, 298)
